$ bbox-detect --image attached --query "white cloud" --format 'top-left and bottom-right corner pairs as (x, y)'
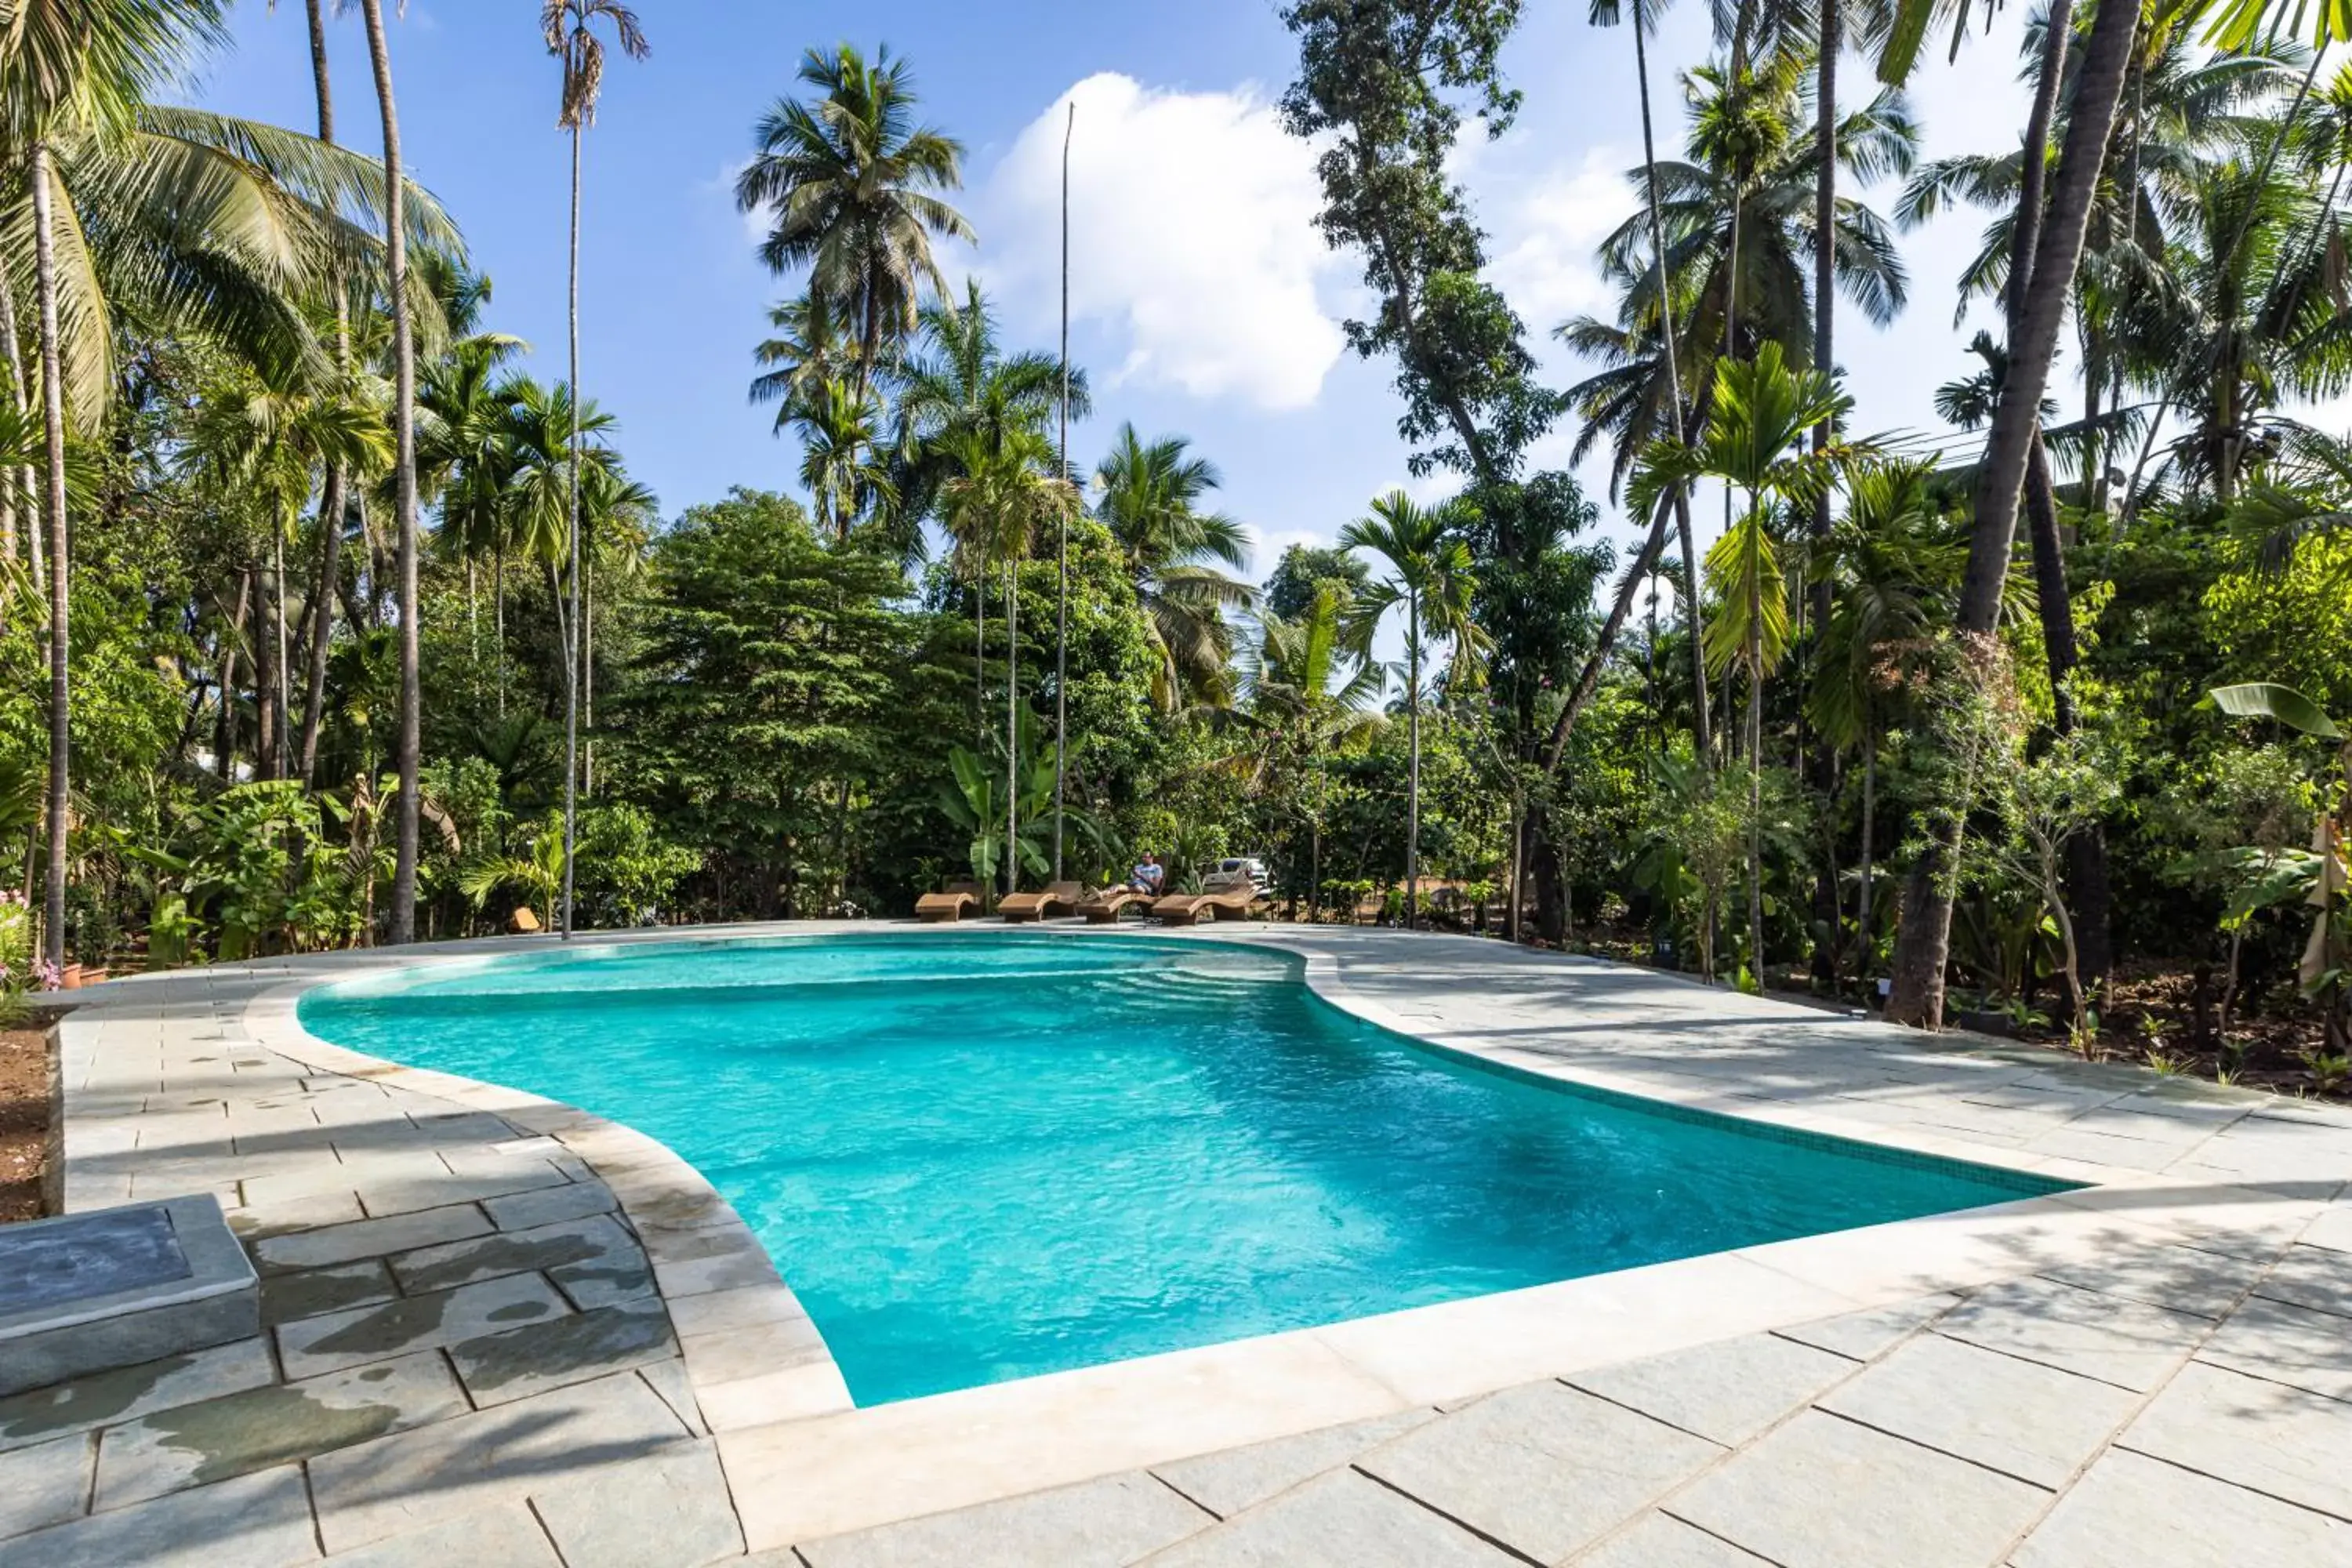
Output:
(978, 74), (1348, 412)
(1484, 146), (1631, 332)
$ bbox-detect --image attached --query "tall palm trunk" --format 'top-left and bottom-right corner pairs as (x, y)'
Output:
(0, 263), (25, 569)
(1854, 725), (1876, 985)
(1745, 509), (1764, 982)
(360, 0), (423, 945)
(1807, 0), (1842, 982)
(561, 118), (583, 939)
(1887, 0), (2131, 1029)
(31, 140), (71, 969)
(1004, 557), (1018, 900)
(298, 0), (343, 789)
(217, 570), (251, 782)
(252, 550), (280, 779)
(1406, 586), (1421, 930)
(1676, 490), (1712, 757)
(273, 524), (292, 779)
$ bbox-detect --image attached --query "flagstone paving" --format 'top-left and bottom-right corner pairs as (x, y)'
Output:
(7, 927), (2352, 1564)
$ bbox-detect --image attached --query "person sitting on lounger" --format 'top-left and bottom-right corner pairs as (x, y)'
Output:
(1129, 853), (1165, 895)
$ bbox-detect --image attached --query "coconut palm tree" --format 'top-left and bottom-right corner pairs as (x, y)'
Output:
(749, 292), (854, 432)
(1240, 582), (1387, 915)
(735, 44), (973, 398)
(1092, 424), (1255, 712)
(354, 0), (424, 944)
(790, 376), (895, 543)
(2, 0), (456, 964)
(938, 426), (1078, 895)
(1340, 492), (1487, 930)
(1638, 342), (1851, 980)
(543, 0), (647, 939)
(180, 358), (391, 782)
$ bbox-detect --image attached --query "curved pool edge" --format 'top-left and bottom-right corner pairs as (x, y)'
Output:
(194, 919), (2246, 1554)
(241, 935), (860, 1435)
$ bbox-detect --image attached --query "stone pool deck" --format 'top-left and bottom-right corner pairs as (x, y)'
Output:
(6, 925), (2352, 1566)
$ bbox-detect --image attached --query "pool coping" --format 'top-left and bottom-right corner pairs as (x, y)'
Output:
(201, 920), (2318, 1550)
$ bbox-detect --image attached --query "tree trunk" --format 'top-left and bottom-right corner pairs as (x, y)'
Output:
(1406, 590), (1421, 930)
(1855, 732), (1876, 986)
(2026, 429), (2115, 985)
(1887, 0), (2129, 1029)
(1746, 523), (1764, 983)
(562, 120), (583, 939)
(1005, 558), (1019, 899)
(217, 570), (252, 783)
(1808, 0), (1842, 986)
(1675, 489), (1713, 759)
(31, 140), (71, 970)
(359, 0), (423, 945)
(1545, 491), (1671, 770)
(253, 551), (281, 781)
(297, 0), (342, 792)
(273, 525), (292, 779)
(0, 261), (26, 571)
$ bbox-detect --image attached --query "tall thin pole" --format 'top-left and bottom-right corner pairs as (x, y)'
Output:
(561, 112), (582, 940)
(1053, 103), (1073, 881)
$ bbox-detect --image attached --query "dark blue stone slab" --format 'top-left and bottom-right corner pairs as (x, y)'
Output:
(0, 1206), (194, 1312)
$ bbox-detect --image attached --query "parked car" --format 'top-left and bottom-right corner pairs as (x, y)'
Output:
(1203, 856), (1268, 892)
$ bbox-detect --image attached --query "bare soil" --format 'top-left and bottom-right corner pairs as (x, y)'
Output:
(0, 1027), (52, 1224)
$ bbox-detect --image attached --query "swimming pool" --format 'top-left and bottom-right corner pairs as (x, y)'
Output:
(299, 932), (2069, 1405)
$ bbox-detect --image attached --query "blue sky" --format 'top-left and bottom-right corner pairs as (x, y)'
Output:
(182, 1), (2042, 580)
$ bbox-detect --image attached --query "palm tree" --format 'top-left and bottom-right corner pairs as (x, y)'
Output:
(1240, 583), (1386, 916)
(418, 328), (526, 699)
(1809, 459), (1964, 980)
(938, 426), (1078, 896)
(1092, 424), (1255, 711)
(544, 0), (648, 940)
(1340, 492), (1486, 929)
(1639, 342), (1850, 980)
(749, 292), (854, 430)
(735, 44), (973, 398)
(790, 376), (894, 543)
(180, 358), (391, 781)
(893, 279), (1084, 538)
(1889, 0), (2164, 1028)
(2, 0), (454, 964)
(354, 0), (423, 945)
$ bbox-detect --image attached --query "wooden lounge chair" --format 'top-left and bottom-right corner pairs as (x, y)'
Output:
(1077, 887), (1153, 924)
(1150, 885), (1263, 926)
(999, 880), (1087, 924)
(916, 880), (984, 923)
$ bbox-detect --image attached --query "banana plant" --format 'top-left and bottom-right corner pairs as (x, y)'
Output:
(936, 710), (1116, 891)
(2212, 682), (2351, 1049)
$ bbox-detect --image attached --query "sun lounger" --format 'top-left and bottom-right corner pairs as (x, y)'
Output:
(1077, 887), (1152, 924)
(1000, 880), (1087, 923)
(1150, 885), (1263, 926)
(916, 880), (984, 923)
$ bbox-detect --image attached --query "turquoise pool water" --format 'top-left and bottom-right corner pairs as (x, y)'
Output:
(299, 933), (2067, 1405)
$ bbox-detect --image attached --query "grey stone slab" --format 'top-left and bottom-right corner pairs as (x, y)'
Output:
(354, 1160), (569, 1220)
(1582, 1514), (1775, 1568)
(95, 1350), (466, 1511)
(481, 1179), (615, 1232)
(529, 1438), (742, 1568)
(0, 1204), (189, 1312)
(1819, 1331), (2136, 1488)
(0, 1435), (93, 1542)
(0, 1286), (261, 1403)
(1141, 1468), (1522, 1568)
(798, 1471), (1207, 1568)
(445, 1298), (675, 1407)
(260, 1261), (397, 1328)
(2251, 1243), (2352, 1320)
(2198, 1294), (2352, 1402)
(251, 1203), (492, 1274)
(307, 1374), (690, 1554)
(1570, 1331), (1856, 1446)
(0, 1465), (316, 1568)
(2122, 1360), (2352, 1523)
(277, 1271), (572, 1380)
(1672, 1410), (2045, 1568)
(321, 1502), (562, 1566)
(1773, 1293), (1959, 1362)
(1937, 1276), (2208, 1392)
(1153, 1409), (1437, 1519)
(387, 1214), (639, 1297)
(2013, 1448), (2352, 1568)
(0, 1338), (276, 1454)
(227, 1192), (367, 1243)
(2035, 1242), (2270, 1321)
(1357, 1380), (1720, 1562)
(635, 1360), (708, 1438)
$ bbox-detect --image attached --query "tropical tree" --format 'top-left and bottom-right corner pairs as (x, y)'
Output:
(735, 44), (973, 397)
(1341, 491), (1486, 928)
(789, 376), (894, 542)
(355, 0), (423, 943)
(1638, 342), (1852, 981)
(1239, 582), (1387, 914)
(1093, 424), (1254, 712)
(938, 426), (1079, 894)
(543, 0), (648, 938)
(749, 292), (853, 431)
